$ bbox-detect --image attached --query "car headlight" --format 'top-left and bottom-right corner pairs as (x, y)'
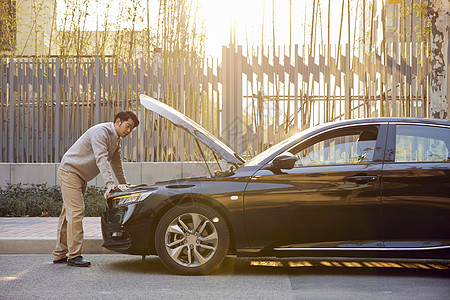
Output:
(112, 191), (155, 207)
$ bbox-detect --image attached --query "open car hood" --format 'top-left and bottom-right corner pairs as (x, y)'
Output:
(140, 95), (245, 166)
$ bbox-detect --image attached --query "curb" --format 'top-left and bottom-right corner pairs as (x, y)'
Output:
(0, 237), (115, 254)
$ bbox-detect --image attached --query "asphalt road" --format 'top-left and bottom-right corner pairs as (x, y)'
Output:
(1, 255), (450, 299)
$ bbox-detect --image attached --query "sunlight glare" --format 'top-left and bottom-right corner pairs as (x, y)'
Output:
(199, 0), (266, 57)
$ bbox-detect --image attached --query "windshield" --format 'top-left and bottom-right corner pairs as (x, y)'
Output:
(245, 126), (320, 166)
(244, 129), (307, 166)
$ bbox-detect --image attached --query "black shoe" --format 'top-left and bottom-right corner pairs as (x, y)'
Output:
(53, 257), (68, 264)
(67, 256), (91, 267)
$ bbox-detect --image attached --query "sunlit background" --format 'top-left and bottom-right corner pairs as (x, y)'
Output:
(55, 0), (358, 58)
(5, 1), (430, 58)
(198, 0), (356, 57)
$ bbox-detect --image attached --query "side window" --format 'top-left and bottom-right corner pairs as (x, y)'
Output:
(395, 125), (450, 162)
(293, 126), (379, 166)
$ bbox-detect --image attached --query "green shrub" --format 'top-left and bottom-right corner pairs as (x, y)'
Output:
(83, 185), (107, 217)
(0, 183), (106, 217)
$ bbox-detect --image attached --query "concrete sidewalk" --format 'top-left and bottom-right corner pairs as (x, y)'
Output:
(0, 217), (113, 254)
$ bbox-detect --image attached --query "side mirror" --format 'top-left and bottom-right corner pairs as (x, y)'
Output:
(272, 152), (297, 170)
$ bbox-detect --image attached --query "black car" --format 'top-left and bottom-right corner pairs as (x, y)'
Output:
(102, 95), (450, 275)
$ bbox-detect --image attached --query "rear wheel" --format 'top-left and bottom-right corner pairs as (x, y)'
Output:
(155, 203), (229, 275)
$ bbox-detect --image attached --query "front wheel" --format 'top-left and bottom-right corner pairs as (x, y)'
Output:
(155, 203), (229, 275)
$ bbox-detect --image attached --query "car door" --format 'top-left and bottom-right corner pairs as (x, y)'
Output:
(244, 123), (387, 250)
(382, 123), (450, 248)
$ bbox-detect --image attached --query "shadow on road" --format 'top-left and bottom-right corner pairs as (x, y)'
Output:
(105, 256), (168, 275)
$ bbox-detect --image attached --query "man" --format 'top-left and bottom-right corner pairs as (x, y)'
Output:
(52, 111), (139, 267)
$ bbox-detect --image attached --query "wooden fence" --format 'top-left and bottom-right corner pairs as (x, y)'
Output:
(1, 43), (430, 163)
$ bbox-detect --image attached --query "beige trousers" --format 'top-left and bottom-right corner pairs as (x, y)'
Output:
(52, 167), (87, 260)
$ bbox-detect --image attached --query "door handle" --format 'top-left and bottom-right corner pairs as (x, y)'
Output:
(345, 175), (378, 184)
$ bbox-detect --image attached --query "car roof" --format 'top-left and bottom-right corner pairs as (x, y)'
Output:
(316, 117), (449, 130)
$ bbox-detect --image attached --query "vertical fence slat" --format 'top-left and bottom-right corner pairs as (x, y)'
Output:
(392, 43), (398, 117)
(55, 59), (60, 162)
(30, 59), (34, 163)
(18, 60), (23, 162)
(9, 59), (15, 163)
(293, 45), (299, 133)
(417, 43), (423, 117)
(0, 60), (4, 162)
(95, 58), (100, 124)
(42, 59), (48, 162)
(344, 44), (351, 119)
(61, 59), (66, 155)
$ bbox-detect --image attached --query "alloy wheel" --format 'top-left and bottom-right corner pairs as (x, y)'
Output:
(164, 212), (219, 267)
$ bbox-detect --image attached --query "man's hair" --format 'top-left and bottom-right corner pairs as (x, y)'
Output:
(114, 111), (140, 127)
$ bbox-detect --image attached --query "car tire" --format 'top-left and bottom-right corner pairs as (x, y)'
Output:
(155, 203), (229, 275)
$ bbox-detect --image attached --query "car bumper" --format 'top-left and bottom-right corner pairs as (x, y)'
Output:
(101, 204), (154, 255)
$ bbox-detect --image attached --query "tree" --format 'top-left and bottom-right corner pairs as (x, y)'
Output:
(428, 0), (449, 119)
(156, 0), (205, 59)
(0, 0), (16, 53)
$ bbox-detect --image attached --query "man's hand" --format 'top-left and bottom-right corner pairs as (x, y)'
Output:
(104, 185), (116, 199)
